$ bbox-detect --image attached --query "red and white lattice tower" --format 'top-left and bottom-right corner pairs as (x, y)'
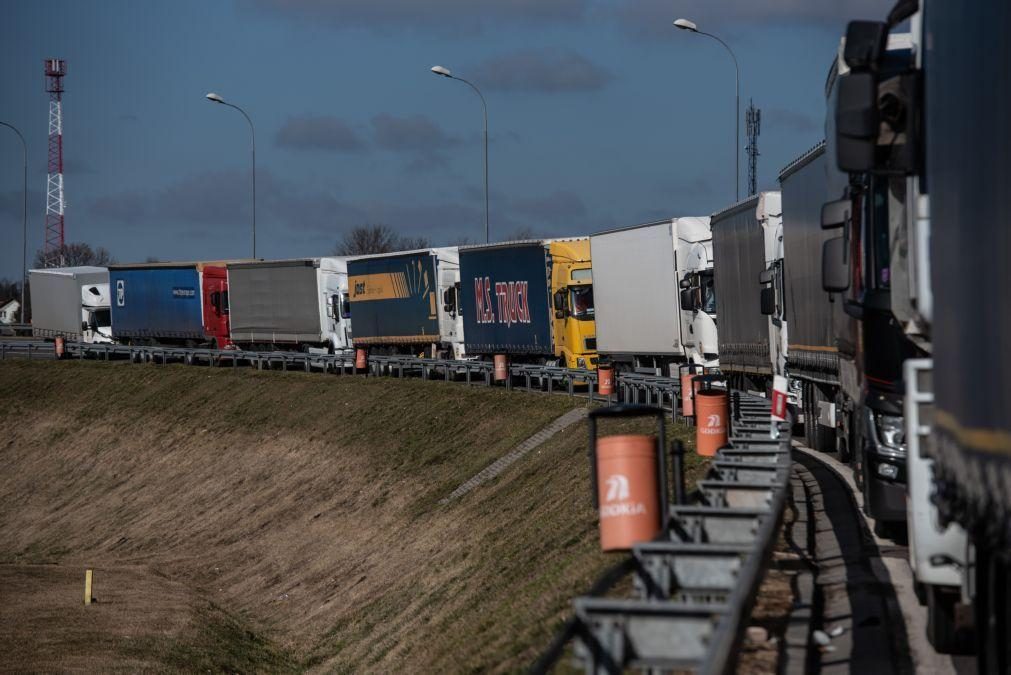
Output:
(43, 58), (66, 267)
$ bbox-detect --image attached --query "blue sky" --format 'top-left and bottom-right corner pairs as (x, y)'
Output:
(0, 0), (892, 278)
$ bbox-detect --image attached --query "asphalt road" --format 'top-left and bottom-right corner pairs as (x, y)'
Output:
(793, 442), (976, 674)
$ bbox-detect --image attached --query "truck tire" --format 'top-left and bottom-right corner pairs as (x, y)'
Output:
(926, 586), (959, 653)
(978, 550), (1011, 673)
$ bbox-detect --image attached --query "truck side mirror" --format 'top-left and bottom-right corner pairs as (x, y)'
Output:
(679, 288), (695, 312)
(82, 321), (89, 332)
(760, 286), (775, 316)
(842, 20), (888, 70)
(821, 199), (849, 230)
(553, 290), (566, 311)
(679, 277), (692, 290)
(758, 269), (774, 284)
(836, 72), (879, 172)
(822, 236), (850, 292)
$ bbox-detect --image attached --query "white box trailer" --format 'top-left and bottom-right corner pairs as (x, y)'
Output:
(29, 266), (113, 343)
(590, 217), (716, 374)
(226, 257), (351, 352)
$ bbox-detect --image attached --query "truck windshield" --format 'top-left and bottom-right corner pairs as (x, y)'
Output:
(699, 270), (716, 314)
(570, 285), (594, 319)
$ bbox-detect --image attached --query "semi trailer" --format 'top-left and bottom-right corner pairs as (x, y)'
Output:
(710, 193), (782, 392)
(776, 145), (856, 459)
(459, 239), (597, 370)
(28, 266), (113, 344)
(589, 217), (716, 374)
(226, 258), (351, 353)
(346, 248), (464, 359)
(109, 262), (233, 347)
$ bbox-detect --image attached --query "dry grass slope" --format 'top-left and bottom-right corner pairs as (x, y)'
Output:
(0, 361), (699, 672)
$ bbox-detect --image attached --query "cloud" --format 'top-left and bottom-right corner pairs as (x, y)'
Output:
(470, 48), (613, 93)
(371, 113), (462, 171)
(609, 0), (895, 39)
(276, 115), (367, 153)
(765, 108), (820, 134)
(245, 0), (588, 33)
(509, 190), (587, 225)
(89, 168), (366, 236)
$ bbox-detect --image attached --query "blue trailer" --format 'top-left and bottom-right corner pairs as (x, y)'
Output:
(347, 248), (464, 358)
(459, 242), (552, 355)
(109, 264), (205, 344)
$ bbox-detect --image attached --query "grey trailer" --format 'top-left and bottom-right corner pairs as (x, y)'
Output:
(710, 196), (769, 379)
(778, 143), (853, 383)
(29, 266), (112, 342)
(226, 258), (350, 351)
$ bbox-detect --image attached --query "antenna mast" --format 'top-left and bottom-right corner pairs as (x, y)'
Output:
(44, 58), (66, 267)
(745, 99), (761, 197)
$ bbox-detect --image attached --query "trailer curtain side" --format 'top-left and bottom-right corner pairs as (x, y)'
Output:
(711, 197), (770, 373)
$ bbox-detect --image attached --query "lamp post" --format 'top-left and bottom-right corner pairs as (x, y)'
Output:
(205, 92), (257, 258)
(674, 18), (740, 202)
(0, 122), (28, 322)
(431, 65), (490, 243)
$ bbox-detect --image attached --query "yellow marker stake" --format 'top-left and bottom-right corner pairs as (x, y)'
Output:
(84, 569), (93, 605)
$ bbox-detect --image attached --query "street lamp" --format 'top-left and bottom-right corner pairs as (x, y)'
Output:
(674, 18), (741, 201)
(0, 122), (28, 322)
(205, 92), (257, 258)
(430, 65), (490, 243)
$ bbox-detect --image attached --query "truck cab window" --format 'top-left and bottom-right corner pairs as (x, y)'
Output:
(340, 293), (351, 320)
(699, 270), (716, 314)
(221, 290), (229, 315)
(570, 285), (594, 319)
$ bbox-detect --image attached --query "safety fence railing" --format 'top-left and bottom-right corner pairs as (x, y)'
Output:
(2, 341), (692, 414)
(532, 392), (792, 674)
(0, 341), (57, 360)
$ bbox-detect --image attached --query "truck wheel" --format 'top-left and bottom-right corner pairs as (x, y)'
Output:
(803, 383), (816, 449)
(926, 585), (959, 653)
(978, 550), (1011, 673)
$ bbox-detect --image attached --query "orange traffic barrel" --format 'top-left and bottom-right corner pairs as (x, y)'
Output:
(680, 371), (695, 416)
(54, 336), (65, 359)
(355, 348), (367, 371)
(494, 354), (508, 381)
(598, 364), (615, 396)
(695, 389), (729, 456)
(596, 434), (661, 551)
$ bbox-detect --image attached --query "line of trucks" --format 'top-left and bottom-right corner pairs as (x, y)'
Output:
(22, 0), (1005, 664)
(28, 230), (718, 372)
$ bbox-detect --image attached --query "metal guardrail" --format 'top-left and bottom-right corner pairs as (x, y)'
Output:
(2, 341), (683, 411)
(0, 341), (57, 360)
(536, 393), (792, 674)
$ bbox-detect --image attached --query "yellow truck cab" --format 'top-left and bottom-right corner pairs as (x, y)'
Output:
(548, 238), (598, 370)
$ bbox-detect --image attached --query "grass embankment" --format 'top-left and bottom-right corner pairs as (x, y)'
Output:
(0, 361), (701, 672)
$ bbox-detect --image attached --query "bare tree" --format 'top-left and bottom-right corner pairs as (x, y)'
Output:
(34, 242), (114, 269)
(333, 225), (430, 256)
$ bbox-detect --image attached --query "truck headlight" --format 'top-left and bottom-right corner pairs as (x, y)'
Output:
(576, 357), (586, 368)
(873, 412), (906, 456)
(877, 462), (899, 480)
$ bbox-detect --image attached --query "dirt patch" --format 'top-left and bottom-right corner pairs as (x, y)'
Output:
(0, 361), (701, 672)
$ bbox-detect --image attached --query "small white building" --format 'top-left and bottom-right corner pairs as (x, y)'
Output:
(0, 299), (20, 324)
